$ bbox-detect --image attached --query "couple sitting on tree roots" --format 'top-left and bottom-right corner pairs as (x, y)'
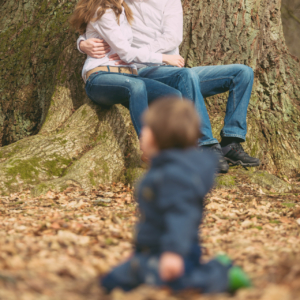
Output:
(70, 0), (260, 174)
(69, 0), (257, 294)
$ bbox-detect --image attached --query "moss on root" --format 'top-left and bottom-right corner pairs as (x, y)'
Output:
(6, 157), (41, 181)
(89, 171), (97, 187)
(124, 168), (145, 185)
(249, 171), (292, 193)
(215, 174), (236, 188)
(44, 154), (72, 177)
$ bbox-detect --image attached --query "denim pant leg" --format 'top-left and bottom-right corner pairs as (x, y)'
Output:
(138, 66), (218, 146)
(101, 257), (142, 292)
(142, 256), (229, 293)
(176, 259), (230, 293)
(167, 246), (229, 293)
(140, 76), (182, 105)
(85, 72), (182, 137)
(192, 64), (254, 141)
(100, 253), (163, 292)
(101, 252), (229, 293)
(85, 72), (148, 137)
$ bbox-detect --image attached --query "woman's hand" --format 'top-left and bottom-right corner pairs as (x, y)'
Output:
(80, 38), (111, 58)
(162, 54), (185, 68)
(159, 252), (184, 281)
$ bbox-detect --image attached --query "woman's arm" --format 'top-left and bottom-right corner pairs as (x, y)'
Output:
(92, 9), (163, 64)
(77, 34), (87, 54)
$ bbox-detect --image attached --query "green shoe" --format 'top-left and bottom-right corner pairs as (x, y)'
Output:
(215, 254), (252, 292)
(228, 266), (252, 292)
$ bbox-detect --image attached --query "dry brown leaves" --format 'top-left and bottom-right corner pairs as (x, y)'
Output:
(0, 179), (300, 300)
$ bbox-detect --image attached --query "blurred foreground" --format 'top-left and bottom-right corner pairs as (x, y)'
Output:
(0, 170), (300, 300)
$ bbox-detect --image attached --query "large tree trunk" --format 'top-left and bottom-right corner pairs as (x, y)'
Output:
(181, 0), (300, 178)
(0, 0), (299, 194)
(0, 0), (143, 195)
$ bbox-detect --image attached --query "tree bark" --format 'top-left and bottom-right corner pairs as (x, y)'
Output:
(180, 0), (300, 178)
(0, 0), (299, 194)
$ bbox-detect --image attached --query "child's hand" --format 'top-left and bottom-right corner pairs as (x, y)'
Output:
(159, 252), (184, 281)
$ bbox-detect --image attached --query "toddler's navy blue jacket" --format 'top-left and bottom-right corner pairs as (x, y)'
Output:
(135, 147), (217, 257)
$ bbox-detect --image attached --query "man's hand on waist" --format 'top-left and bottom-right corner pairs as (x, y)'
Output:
(80, 38), (110, 58)
(109, 53), (130, 66)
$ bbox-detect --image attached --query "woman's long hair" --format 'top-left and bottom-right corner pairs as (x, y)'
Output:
(70, 0), (134, 34)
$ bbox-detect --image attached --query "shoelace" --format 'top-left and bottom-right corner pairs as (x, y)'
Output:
(230, 143), (251, 158)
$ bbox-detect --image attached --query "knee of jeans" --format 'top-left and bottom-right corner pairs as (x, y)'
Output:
(238, 65), (254, 83)
(129, 79), (147, 94)
(180, 68), (198, 80)
(180, 69), (200, 88)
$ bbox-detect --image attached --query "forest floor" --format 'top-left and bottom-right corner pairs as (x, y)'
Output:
(1, 169), (300, 300)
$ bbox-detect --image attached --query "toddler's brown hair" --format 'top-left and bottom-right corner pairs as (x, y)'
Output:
(142, 97), (201, 150)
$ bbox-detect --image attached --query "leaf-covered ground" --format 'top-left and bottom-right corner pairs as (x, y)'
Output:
(1, 170), (300, 300)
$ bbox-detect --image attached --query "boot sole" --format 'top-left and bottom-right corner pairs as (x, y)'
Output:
(218, 167), (229, 174)
(225, 157), (260, 167)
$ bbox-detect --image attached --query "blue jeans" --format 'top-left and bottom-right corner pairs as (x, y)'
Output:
(85, 71), (182, 136)
(101, 245), (230, 293)
(138, 64), (254, 146)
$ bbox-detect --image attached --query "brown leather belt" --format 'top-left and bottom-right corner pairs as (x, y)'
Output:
(86, 66), (138, 80)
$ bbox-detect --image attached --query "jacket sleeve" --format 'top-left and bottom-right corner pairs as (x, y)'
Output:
(139, 0), (183, 54)
(77, 33), (87, 54)
(92, 10), (162, 64)
(158, 171), (204, 257)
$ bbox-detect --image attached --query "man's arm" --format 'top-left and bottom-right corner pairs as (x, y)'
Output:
(139, 0), (183, 54)
(90, 9), (162, 64)
(77, 33), (111, 58)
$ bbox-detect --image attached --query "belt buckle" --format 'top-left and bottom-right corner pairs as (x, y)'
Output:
(120, 67), (127, 74)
